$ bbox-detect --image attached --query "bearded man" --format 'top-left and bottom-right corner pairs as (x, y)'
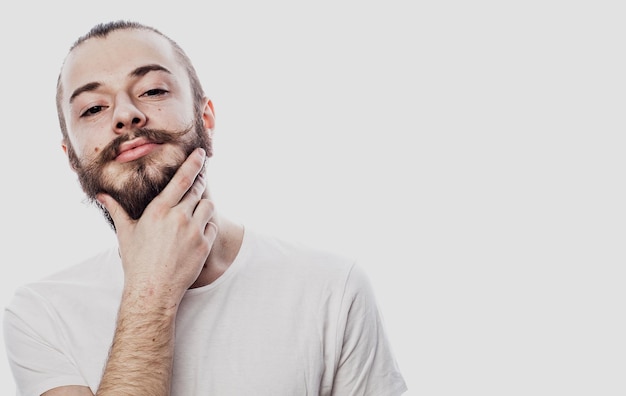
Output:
(3, 20), (407, 396)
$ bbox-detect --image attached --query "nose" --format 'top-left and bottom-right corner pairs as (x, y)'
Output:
(112, 93), (146, 134)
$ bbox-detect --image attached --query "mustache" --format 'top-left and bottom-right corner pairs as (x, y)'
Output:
(94, 125), (193, 165)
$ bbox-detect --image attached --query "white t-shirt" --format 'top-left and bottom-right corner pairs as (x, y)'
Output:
(4, 228), (407, 395)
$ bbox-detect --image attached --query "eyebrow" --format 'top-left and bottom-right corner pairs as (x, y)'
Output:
(69, 64), (173, 104)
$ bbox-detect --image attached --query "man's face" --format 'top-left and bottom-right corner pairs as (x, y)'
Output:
(58, 29), (214, 226)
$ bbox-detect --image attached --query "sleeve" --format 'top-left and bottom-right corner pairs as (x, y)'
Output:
(3, 286), (89, 396)
(331, 264), (408, 396)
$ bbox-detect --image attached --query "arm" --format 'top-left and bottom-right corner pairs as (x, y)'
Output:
(43, 148), (216, 396)
(332, 264), (407, 396)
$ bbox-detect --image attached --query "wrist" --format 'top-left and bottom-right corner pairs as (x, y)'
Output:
(120, 281), (183, 317)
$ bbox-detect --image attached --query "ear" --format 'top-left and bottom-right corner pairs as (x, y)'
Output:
(202, 99), (216, 134)
(61, 140), (78, 172)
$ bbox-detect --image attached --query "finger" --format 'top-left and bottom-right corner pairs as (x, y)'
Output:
(198, 221), (219, 260)
(205, 221), (218, 242)
(96, 193), (132, 230)
(177, 171), (207, 212)
(191, 199), (215, 228)
(154, 147), (206, 208)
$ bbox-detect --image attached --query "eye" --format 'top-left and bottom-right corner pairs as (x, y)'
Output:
(141, 88), (168, 97)
(80, 105), (106, 117)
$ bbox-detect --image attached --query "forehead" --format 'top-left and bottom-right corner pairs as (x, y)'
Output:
(60, 29), (186, 101)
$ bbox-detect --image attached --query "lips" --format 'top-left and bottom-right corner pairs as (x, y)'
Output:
(115, 137), (160, 163)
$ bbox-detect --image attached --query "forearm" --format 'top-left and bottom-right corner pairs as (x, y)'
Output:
(96, 286), (179, 396)
(92, 149), (213, 395)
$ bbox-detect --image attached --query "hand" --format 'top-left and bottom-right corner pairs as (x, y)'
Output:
(97, 148), (218, 305)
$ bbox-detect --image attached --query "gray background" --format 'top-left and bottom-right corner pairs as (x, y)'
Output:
(1, 0), (624, 394)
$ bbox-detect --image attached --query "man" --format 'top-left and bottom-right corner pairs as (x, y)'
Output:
(3, 20), (407, 395)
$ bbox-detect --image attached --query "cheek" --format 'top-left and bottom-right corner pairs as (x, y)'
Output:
(67, 117), (112, 158)
(91, 145), (104, 155)
(153, 102), (195, 129)
(69, 135), (107, 164)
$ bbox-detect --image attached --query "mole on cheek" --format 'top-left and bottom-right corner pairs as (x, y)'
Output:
(94, 147), (100, 153)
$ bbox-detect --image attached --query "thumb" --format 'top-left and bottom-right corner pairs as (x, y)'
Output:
(96, 193), (131, 230)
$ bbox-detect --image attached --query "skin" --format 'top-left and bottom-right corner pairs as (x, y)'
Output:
(44, 29), (244, 395)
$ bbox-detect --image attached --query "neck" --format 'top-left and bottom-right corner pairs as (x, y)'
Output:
(188, 209), (244, 289)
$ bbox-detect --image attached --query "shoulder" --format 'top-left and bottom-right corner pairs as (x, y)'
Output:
(239, 228), (381, 306)
(5, 247), (122, 315)
(244, 228), (357, 277)
(28, 247), (120, 289)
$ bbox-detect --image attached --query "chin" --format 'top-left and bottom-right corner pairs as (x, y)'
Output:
(111, 145), (186, 187)
(104, 161), (179, 221)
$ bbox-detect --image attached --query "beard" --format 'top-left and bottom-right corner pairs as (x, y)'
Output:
(69, 115), (212, 230)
